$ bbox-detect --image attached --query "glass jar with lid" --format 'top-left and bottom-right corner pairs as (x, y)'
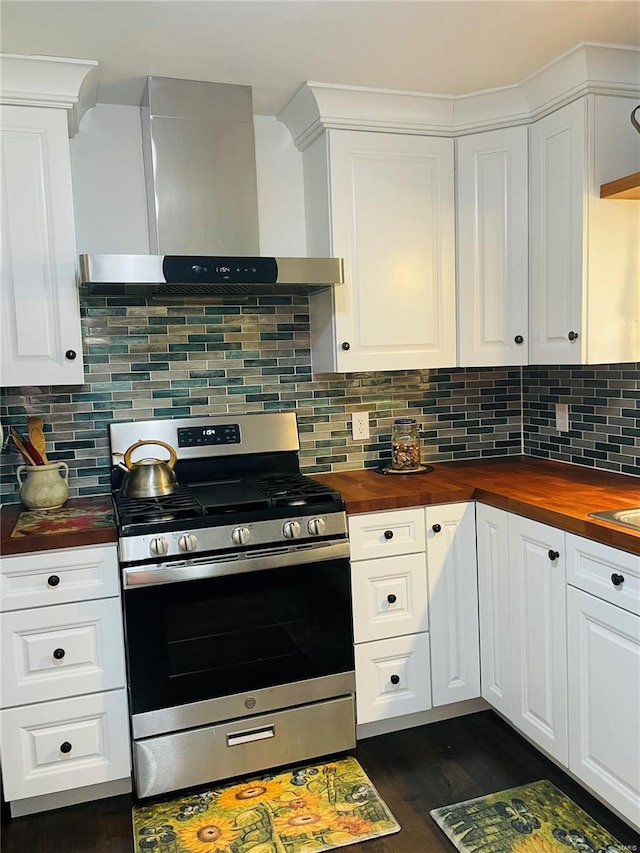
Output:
(391, 418), (421, 471)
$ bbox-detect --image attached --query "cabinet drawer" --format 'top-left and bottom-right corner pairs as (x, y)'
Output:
(566, 533), (640, 615)
(355, 632), (431, 724)
(1, 599), (126, 707)
(352, 553), (428, 643)
(0, 689), (131, 801)
(0, 545), (119, 612)
(349, 508), (425, 561)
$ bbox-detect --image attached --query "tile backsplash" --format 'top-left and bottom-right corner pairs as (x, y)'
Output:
(523, 364), (640, 476)
(0, 294), (523, 504)
(1, 295), (638, 505)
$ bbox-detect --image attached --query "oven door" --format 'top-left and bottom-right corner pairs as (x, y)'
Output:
(123, 545), (355, 740)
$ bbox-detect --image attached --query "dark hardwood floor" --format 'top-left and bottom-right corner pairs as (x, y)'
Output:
(2, 711), (638, 852)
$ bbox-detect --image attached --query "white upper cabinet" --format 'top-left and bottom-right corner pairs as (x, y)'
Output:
(0, 55), (96, 388)
(529, 95), (640, 365)
(303, 129), (456, 373)
(457, 126), (529, 367)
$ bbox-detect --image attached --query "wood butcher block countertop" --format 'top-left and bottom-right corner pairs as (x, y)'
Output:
(315, 456), (640, 556)
(1, 497), (118, 557)
(1, 457), (639, 557)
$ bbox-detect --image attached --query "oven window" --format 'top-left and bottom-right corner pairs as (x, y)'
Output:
(123, 557), (354, 715)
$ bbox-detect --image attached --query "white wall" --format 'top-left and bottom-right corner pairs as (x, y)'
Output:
(69, 105), (307, 257)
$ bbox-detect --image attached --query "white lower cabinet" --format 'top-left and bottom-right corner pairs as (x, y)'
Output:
(566, 536), (640, 832)
(477, 506), (568, 762)
(426, 503), (480, 707)
(350, 502), (479, 726)
(0, 544), (131, 809)
(477, 504), (640, 830)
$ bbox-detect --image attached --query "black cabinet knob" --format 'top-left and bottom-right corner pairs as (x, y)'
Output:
(567, 331), (579, 342)
(390, 674), (400, 685)
(514, 335), (524, 345)
(47, 575), (60, 587)
(548, 550), (560, 561)
(611, 573), (625, 587)
(432, 523), (441, 533)
(65, 349), (77, 360)
(341, 341), (350, 351)
(53, 648), (66, 660)
(387, 594), (397, 604)
(384, 530), (394, 540)
(60, 742), (72, 754)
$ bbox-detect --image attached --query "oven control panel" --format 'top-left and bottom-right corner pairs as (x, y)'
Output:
(177, 424), (241, 447)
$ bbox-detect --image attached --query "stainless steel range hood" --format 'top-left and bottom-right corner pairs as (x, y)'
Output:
(79, 77), (343, 296)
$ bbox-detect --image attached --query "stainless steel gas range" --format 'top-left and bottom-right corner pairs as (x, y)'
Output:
(109, 412), (355, 799)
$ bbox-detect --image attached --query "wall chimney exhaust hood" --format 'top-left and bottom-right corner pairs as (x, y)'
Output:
(79, 77), (343, 296)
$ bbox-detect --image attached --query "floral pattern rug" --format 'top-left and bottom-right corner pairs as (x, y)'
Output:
(132, 756), (400, 852)
(430, 779), (629, 853)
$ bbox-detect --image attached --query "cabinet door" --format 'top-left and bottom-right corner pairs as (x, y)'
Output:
(529, 99), (586, 364)
(509, 515), (568, 763)
(1, 106), (84, 386)
(0, 689), (130, 801)
(476, 503), (513, 717)
(348, 508), (426, 562)
(1, 599), (126, 707)
(351, 552), (428, 643)
(567, 586), (640, 832)
(457, 126), (528, 367)
(426, 502), (480, 706)
(322, 130), (456, 372)
(354, 632), (431, 724)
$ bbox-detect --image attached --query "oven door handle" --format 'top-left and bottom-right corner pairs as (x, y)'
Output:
(122, 540), (351, 588)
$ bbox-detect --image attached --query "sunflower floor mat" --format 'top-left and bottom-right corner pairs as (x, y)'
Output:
(132, 756), (400, 852)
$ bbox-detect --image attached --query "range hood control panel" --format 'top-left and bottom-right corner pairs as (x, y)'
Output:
(163, 256), (278, 283)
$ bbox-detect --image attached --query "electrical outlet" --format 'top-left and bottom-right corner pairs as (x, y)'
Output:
(352, 411), (370, 440)
(555, 403), (569, 432)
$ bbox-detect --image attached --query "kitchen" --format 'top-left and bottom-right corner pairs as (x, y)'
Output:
(1, 2), (640, 852)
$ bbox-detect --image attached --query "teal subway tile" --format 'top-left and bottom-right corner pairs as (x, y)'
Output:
(70, 393), (114, 403)
(228, 385), (262, 395)
(264, 400), (297, 410)
(110, 373), (148, 382)
(149, 316), (186, 325)
(153, 407), (191, 417)
(93, 401), (133, 410)
(151, 390), (192, 399)
(207, 342), (242, 351)
(173, 397), (208, 406)
(260, 332), (294, 341)
(262, 367), (294, 376)
(242, 306), (276, 315)
(87, 344), (129, 354)
(150, 353), (187, 362)
(246, 394), (281, 402)
(246, 359), (278, 368)
(87, 382), (132, 392)
(85, 307), (127, 316)
(109, 335), (149, 345)
(186, 335), (224, 343)
(208, 377), (243, 386)
(188, 370), (226, 379)
(72, 411), (115, 422)
(170, 379), (209, 389)
(277, 324), (309, 333)
(205, 306), (241, 315)
(168, 343), (206, 352)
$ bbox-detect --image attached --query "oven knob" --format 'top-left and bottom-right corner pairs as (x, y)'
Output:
(283, 520), (301, 539)
(307, 517), (326, 536)
(149, 536), (169, 556)
(231, 526), (251, 546)
(178, 533), (198, 553)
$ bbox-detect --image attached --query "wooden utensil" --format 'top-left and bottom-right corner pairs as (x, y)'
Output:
(27, 416), (48, 463)
(10, 429), (40, 466)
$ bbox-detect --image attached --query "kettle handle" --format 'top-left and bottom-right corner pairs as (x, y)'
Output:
(123, 439), (178, 470)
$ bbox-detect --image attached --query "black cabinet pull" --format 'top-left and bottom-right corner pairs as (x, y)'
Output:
(47, 575), (60, 587)
(390, 674), (400, 685)
(548, 550), (560, 561)
(384, 530), (394, 540)
(65, 349), (77, 360)
(432, 523), (441, 533)
(387, 594), (397, 604)
(341, 341), (350, 351)
(514, 335), (524, 345)
(567, 331), (579, 341)
(611, 573), (625, 587)
(53, 648), (66, 660)
(60, 742), (72, 754)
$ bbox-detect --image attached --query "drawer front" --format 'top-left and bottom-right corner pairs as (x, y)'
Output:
(0, 689), (131, 801)
(349, 508), (425, 561)
(355, 632), (431, 724)
(1, 599), (126, 707)
(566, 533), (640, 615)
(134, 695), (356, 799)
(0, 545), (119, 612)
(352, 552), (428, 643)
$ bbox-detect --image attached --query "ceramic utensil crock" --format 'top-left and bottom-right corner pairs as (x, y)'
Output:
(17, 461), (70, 510)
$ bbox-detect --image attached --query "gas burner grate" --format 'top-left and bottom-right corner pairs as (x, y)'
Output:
(247, 474), (342, 506)
(114, 488), (203, 526)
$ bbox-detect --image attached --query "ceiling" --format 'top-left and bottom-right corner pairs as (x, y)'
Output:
(1, 1), (639, 115)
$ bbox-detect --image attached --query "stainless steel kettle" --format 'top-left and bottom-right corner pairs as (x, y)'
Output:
(117, 439), (179, 498)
